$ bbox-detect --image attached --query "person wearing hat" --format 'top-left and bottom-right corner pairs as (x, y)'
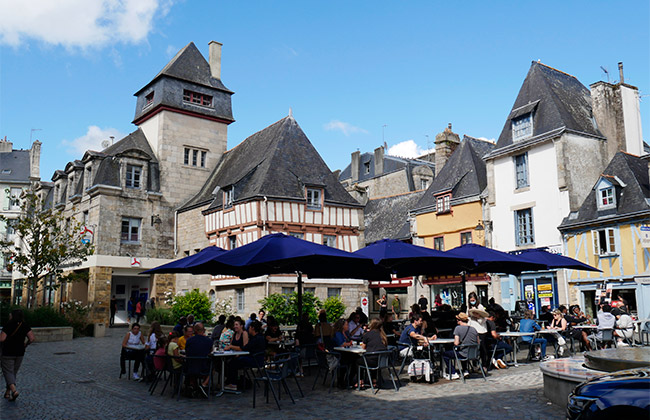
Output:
(612, 308), (633, 346)
(441, 312), (479, 380)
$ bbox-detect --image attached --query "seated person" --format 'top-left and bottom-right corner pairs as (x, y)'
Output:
(178, 325), (194, 351)
(441, 312), (479, 379)
(166, 331), (183, 372)
(538, 306), (554, 325)
(546, 309), (568, 354)
(120, 323), (146, 380)
(421, 311), (438, 339)
(398, 314), (429, 357)
(295, 312), (314, 346)
(314, 310), (334, 349)
(612, 308), (634, 345)
(564, 305), (590, 350)
(185, 323), (213, 393)
(333, 318), (353, 347)
(152, 336), (168, 372)
(586, 304), (616, 349)
(244, 313), (257, 331)
(218, 317), (236, 351)
(356, 319), (388, 387)
(382, 312), (400, 345)
(486, 311), (512, 369)
(173, 316), (186, 336)
(264, 320), (283, 344)
(223, 321), (267, 391)
(519, 310), (549, 361)
(211, 315), (227, 345)
(347, 312), (364, 341)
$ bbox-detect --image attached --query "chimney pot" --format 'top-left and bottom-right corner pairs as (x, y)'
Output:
(209, 41), (223, 80)
(618, 62), (624, 84)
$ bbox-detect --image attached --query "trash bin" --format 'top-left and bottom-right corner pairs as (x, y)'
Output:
(94, 322), (106, 338)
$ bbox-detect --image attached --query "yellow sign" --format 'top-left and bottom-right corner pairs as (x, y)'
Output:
(537, 284), (552, 291)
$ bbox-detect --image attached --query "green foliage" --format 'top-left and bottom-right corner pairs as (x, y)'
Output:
(322, 296), (346, 323)
(60, 300), (91, 336)
(0, 304), (70, 328)
(169, 289), (214, 323)
(258, 291), (322, 325)
(0, 189), (94, 308)
(145, 307), (176, 325)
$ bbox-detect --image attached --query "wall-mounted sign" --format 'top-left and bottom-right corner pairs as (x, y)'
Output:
(524, 285), (534, 301)
(640, 226), (650, 248)
(537, 283), (553, 298)
(130, 257), (141, 267)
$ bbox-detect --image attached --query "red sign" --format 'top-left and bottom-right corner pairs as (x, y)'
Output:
(361, 297), (368, 306)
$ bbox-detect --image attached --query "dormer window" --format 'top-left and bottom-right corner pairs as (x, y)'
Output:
(125, 165), (142, 189)
(183, 90), (212, 108)
(512, 113), (533, 141)
(224, 187), (234, 209)
(306, 188), (322, 210)
(436, 194), (451, 214)
(144, 92), (154, 108)
(420, 178), (430, 190)
(598, 187), (615, 209)
(364, 161), (371, 174)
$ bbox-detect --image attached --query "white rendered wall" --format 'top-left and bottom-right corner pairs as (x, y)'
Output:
(490, 140), (569, 252)
(621, 86), (644, 156)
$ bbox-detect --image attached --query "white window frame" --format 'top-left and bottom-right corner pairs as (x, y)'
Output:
(224, 187), (234, 209)
(514, 208), (535, 246)
(597, 187), (616, 209)
(512, 113), (533, 141)
(434, 236), (445, 251)
(125, 164), (142, 189)
(236, 288), (245, 312)
(323, 234), (336, 247)
(121, 217), (141, 243)
(306, 188), (322, 210)
(592, 228), (618, 256)
(514, 153), (529, 189)
(420, 178), (429, 190)
(9, 188), (21, 210)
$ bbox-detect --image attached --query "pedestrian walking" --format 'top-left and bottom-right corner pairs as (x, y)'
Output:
(110, 295), (117, 327)
(135, 298), (144, 323)
(1, 309), (35, 401)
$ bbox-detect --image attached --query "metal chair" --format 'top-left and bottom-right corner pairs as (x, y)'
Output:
(640, 321), (650, 346)
(357, 350), (400, 393)
(453, 344), (486, 383)
(253, 356), (295, 410)
(274, 352), (304, 397)
(397, 341), (413, 375)
(311, 350), (340, 393)
(148, 354), (169, 395)
(176, 355), (212, 400)
(591, 328), (616, 350)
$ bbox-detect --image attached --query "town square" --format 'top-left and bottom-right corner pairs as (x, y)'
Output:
(0, 1), (649, 419)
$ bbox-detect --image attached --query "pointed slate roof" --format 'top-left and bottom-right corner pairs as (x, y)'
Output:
(0, 149), (30, 183)
(488, 62), (604, 158)
(338, 153), (435, 184)
(559, 152), (650, 229)
(135, 42), (231, 95)
(180, 116), (362, 212)
(364, 190), (425, 244)
(413, 136), (495, 212)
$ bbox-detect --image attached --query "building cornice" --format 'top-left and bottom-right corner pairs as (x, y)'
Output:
(132, 104), (234, 126)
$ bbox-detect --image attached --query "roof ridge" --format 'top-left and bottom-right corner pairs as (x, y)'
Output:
(534, 61), (578, 80)
(368, 190), (425, 201)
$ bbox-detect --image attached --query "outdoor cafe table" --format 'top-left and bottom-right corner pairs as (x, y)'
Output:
(573, 325), (598, 329)
(334, 346), (366, 389)
(428, 338), (455, 376)
(211, 350), (249, 396)
(499, 332), (535, 365)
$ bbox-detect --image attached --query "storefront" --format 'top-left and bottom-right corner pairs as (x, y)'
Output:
(111, 275), (151, 324)
(520, 271), (558, 316)
(424, 273), (491, 310)
(573, 277), (649, 319)
(368, 277), (412, 315)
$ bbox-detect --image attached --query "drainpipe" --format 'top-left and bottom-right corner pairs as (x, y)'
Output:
(562, 234), (569, 305)
(173, 209), (178, 255)
(263, 196), (269, 297)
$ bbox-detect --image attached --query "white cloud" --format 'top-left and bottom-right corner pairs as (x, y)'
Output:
(165, 44), (178, 58)
(0, 0), (171, 49)
(62, 126), (124, 156)
(323, 120), (368, 136)
(387, 139), (432, 159)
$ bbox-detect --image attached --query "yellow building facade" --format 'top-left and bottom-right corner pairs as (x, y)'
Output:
(416, 200), (484, 250)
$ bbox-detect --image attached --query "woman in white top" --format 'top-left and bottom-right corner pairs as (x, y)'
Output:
(120, 323), (146, 380)
(612, 308), (634, 344)
(467, 292), (489, 371)
(144, 321), (163, 380)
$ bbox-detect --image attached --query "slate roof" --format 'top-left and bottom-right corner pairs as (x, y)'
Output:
(181, 116), (362, 212)
(413, 136), (495, 212)
(363, 191), (425, 245)
(338, 152), (435, 185)
(559, 152), (650, 229)
(488, 62), (603, 158)
(0, 150), (31, 183)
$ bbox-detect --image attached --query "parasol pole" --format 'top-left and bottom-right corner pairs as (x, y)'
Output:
(296, 270), (303, 324)
(461, 270), (467, 310)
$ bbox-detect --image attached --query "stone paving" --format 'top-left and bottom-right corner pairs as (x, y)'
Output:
(3, 328), (565, 420)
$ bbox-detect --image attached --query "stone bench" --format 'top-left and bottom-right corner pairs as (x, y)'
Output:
(31, 326), (74, 342)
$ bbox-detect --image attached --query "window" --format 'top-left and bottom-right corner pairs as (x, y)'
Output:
(514, 153), (529, 189)
(9, 188), (21, 210)
(281, 287), (294, 295)
(515, 208), (535, 246)
(323, 235), (336, 247)
(593, 228), (617, 256)
(6, 225), (15, 242)
(460, 232), (472, 245)
(224, 187), (234, 209)
(183, 147), (207, 167)
(144, 92), (154, 108)
(236, 288), (245, 312)
(306, 188), (322, 210)
(125, 165), (142, 188)
(436, 194), (451, 214)
(82, 211), (89, 226)
(598, 187), (615, 209)
(288, 232), (304, 239)
(327, 288), (341, 298)
(305, 287), (316, 295)
(228, 235), (237, 250)
(121, 218), (141, 243)
(433, 236), (445, 251)
(420, 178), (430, 190)
(512, 113), (533, 141)
(183, 90), (212, 107)
(364, 161), (371, 174)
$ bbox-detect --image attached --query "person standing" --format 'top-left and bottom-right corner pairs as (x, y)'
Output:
(418, 294), (429, 311)
(391, 295), (401, 318)
(109, 295), (117, 327)
(1, 309), (35, 401)
(135, 299), (143, 323)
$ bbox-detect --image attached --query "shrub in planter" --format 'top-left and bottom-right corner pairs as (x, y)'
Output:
(322, 296), (346, 323)
(168, 289), (214, 323)
(146, 307), (176, 325)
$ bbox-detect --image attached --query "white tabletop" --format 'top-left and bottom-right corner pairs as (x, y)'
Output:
(333, 346), (365, 354)
(536, 329), (561, 334)
(573, 325), (598, 329)
(126, 344), (146, 350)
(428, 338), (455, 344)
(211, 350), (249, 357)
(500, 331), (535, 337)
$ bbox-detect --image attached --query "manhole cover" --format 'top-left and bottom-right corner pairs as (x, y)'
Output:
(53, 351), (76, 355)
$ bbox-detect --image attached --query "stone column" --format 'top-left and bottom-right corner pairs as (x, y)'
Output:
(153, 273), (176, 306)
(88, 266), (112, 324)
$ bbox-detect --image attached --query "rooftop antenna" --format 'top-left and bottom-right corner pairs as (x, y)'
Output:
(425, 134), (432, 161)
(30, 128), (42, 142)
(600, 66), (610, 83)
(382, 124), (387, 145)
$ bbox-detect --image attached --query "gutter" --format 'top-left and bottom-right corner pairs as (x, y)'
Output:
(173, 209), (178, 255)
(558, 210), (650, 231)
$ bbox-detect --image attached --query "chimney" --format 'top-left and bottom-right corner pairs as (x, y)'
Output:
(351, 151), (360, 182)
(618, 62), (624, 84)
(0, 136), (13, 154)
(434, 123), (460, 176)
(208, 41), (222, 80)
(30, 140), (41, 181)
(374, 146), (384, 176)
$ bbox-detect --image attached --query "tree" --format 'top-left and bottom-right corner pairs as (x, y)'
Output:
(0, 188), (94, 308)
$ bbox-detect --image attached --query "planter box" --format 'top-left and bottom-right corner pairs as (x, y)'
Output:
(31, 326), (74, 342)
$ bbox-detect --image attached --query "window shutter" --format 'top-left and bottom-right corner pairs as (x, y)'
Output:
(592, 230), (599, 256)
(607, 229), (616, 253)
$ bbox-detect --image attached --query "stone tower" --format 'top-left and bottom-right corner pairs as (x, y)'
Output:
(434, 123), (460, 176)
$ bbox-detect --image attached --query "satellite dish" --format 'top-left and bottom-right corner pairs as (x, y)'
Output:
(101, 140), (111, 149)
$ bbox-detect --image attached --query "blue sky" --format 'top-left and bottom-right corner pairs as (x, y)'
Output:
(1, 0), (648, 180)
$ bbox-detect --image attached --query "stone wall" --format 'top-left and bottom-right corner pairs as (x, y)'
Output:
(350, 169), (411, 200)
(152, 273), (176, 304)
(87, 266), (112, 323)
(31, 326), (73, 342)
(176, 204), (212, 293)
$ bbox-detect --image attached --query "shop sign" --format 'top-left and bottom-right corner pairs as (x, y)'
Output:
(641, 226), (650, 248)
(537, 283), (553, 298)
(524, 285), (534, 301)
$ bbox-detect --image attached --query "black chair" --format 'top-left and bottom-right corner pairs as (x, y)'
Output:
(297, 343), (317, 375)
(253, 356), (295, 410)
(452, 344), (486, 383)
(357, 350), (400, 393)
(311, 350), (341, 394)
(176, 356), (212, 400)
(274, 352), (304, 397)
(148, 354), (169, 395)
(397, 341), (413, 375)
(120, 348), (145, 380)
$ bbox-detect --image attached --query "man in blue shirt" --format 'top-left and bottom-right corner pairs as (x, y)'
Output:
(185, 323), (213, 396)
(398, 314), (428, 357)
(519, 310), (548, 360)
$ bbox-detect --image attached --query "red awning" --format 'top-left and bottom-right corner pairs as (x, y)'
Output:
(423, 273), (490, 285)
(369, 276), (413, 289)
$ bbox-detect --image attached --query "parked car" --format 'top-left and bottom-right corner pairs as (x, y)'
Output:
(567, 367), (649, 419)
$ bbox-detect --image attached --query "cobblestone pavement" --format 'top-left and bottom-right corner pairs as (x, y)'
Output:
(3, 328), (565, 420)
